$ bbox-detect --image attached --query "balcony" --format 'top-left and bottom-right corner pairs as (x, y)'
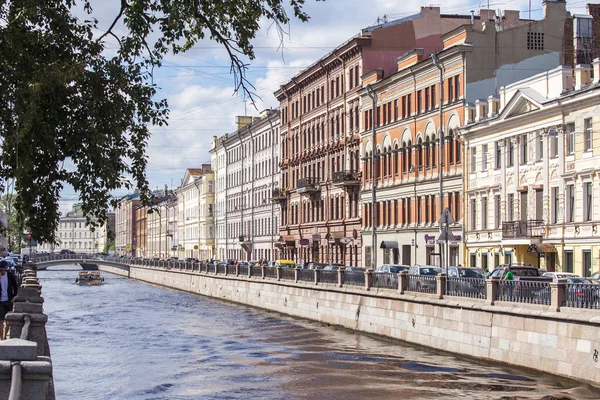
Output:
(271, 188), (289, 203)
(332, 170), (361, 187)
(502, 220), (545, 241)
(297, 178), (320, 195)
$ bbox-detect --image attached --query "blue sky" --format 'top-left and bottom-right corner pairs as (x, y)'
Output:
(58, 0), (590, 214)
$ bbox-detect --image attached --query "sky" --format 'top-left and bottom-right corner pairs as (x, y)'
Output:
(58, 0), (591, 214)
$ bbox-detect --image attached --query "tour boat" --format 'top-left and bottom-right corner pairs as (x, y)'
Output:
(75, 271), (104, 286)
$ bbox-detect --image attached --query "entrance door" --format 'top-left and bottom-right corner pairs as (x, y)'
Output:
(402, 245), (411, 265)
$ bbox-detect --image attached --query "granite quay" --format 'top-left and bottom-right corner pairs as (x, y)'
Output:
(28, 253), (600, 386)
(0, 266), (55, 400)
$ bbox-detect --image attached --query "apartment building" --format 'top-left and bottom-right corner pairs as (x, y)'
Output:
(211, 110), (280, 261)
(134, 206), (148, 258)
(96, 212), (115, 253)
(146, 193), (177, 259)
(359, 1), (571, 268)
(38, 203), (101, 254)
(115, 193), (140, 256)
(174, 166), (214, 259)
(463, 62), (600, 277)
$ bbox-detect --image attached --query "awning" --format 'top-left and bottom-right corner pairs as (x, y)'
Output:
(277, 235), (296, 247)
(380, 240), (398, 249)
(527, 243), (557, 253)
(327, 231), (344, 244)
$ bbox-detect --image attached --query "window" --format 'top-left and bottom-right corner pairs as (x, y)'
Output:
(566, 122), (575, 155)
(454, 75), (460, 100)
(507, 140), (514, 167)
(495, 141), (502, 169)
(494, 194), (501, 228)
(482, 144), (488, 171)
(584, 182), (593, 221)
(470, 147), (477, 173)
(550, 130), (558, 158)
(448, 77), (454, 102)
(527, 32), (544, 50)
(470, 198), (477, 230)
(552, 187), (559, 224)
(584, 118), (593, 151)
(425, 87), (430, 110)
(481, 253), (488, 272)
(394, 99), (398, 120)
(401, 96), (406, 119)
(520, 134), (528, 164)
(417, 90), (422, 113)
(537, 134), (543, 161)
(564, 250), (574, 273)
(507, 193), (514, 221)
(567, 184), (575, 223)
(407, 94), (412, 116)
(482, 197), (488, 229)
(583, 249), (592, 277)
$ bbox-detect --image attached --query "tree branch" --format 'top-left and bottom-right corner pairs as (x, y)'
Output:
(97, 0), (129, 43)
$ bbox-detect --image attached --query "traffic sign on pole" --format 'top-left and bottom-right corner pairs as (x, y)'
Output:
(438, 208), (455, 225)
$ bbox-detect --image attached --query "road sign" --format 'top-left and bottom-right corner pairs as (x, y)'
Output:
(437, 227), (457, 243)
(193, 245), (199, 250)
(438, 208), (455, 225)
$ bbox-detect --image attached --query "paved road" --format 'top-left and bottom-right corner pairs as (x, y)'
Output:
(39, 266), (598, 399)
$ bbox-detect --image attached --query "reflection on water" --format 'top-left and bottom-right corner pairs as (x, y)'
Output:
(39, 266), (598, 400)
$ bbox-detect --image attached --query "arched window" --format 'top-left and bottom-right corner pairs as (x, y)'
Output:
(407, 140), (412, 171)
(449, 129), (455, 164)
(431, 135), (437, 167)
(394, 144), (399, 175)
(417, 138), (423, 169)
(425, 137), (430, 167)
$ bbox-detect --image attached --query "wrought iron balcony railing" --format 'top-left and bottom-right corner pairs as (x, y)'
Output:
(332, 170), (361, 186)
(271, 188), (289, 203)
(297, 178), (320, 194)
(502, 220), (545, 239)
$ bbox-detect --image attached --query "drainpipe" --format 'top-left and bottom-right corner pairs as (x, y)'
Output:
(366, 84), (377, 270)
(431, 53), (445, 276)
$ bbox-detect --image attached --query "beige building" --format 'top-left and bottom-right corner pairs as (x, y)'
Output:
(463, 61), (600, 277)
(95, 212), (115, 253)
(38, 203), (102, 254)
(175, 166), (214, 259)
(147, 193), (177, 258)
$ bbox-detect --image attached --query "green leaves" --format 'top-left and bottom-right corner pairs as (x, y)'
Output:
(0, 0), (316, 244)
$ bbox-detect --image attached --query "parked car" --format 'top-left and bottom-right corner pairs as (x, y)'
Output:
(344, 267), (364, 273)
(375, 264), (410, 274)
(447, 266), (486, 295)
(591, 271), (600, 280)
(274, 259), (295, 268)
(407, 265), (442, 291)
(542, 272), (580, 280)
(534, 277), (600, 304)
(185, 257), (198, 263)
(490, 266), (552, 281)
(306, 262), (327, 270)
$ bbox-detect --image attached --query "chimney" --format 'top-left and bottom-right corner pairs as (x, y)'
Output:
(478, 9), (496, 21)
(574, 64), (592, 90)
(593, 58), (600, 84)
(470, 10), (475, 26)
(464, 104), (476, 124)
(487, 96), (500, 118)
(475, 99), (488, 122)
(542, 0), (566, 21)
(235, 115), (253, 130)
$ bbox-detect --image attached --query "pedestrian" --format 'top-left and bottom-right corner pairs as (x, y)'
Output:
(501, 266), (514, 299)
(0, 260), (19, 340)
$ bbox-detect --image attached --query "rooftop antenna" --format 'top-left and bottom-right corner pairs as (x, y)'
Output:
(529, 0), (531, 21)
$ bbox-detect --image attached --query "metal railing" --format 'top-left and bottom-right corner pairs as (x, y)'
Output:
(498, 280), (550, 305)
(238, 265), (248, 276)
(344, 270), (365, 286)
(226, 265), (236, 275)
(332, 170), (361, 185)
(373, 272), (398, 289)
(446, 277), (487, 299)
(502, 220), (545, 238)
(406, 275), (437, 294)
(264, 267), (276, 279)
(320, 270), (338, 284)
(280, 268), (295, 281)
(250, 265), (262, 277)
(297, 269), (314, 282)
(565, 283), (600, 309)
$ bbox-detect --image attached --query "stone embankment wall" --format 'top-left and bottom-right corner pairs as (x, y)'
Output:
(121, 265), (600, 384)
(98, 264), (129, 278)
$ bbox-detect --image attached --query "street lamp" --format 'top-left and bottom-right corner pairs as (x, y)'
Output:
(431, 53), (445, 277)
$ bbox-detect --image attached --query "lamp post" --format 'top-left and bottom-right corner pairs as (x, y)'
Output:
(366, 84), (377, 270)
(431, 53), (445, 277)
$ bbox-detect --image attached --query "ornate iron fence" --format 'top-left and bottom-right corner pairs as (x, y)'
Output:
(343, 270), (365, 286)
(238, 265), (248, 276)
(217, 264), (227, 274)
(373, 273), (398, 290)
(297, 269), (314, 282)
(446, 277), (487, 299)
(320, 270), (338, 284)
(264, 267), (276, 278)
(406, 275), (437, 294)
(280, 268), (295, 281)
(226, 265), (237, 275)
(498, 280), (550, 305)
(250, 265), (262, 277)
(565, 283), (600, 309)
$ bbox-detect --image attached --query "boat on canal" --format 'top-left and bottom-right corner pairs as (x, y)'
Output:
(75, 271), (104, 286)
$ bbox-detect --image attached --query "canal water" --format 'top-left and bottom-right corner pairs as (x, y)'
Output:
(39, 267), (598, 400)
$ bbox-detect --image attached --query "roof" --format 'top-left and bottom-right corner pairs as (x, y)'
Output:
(187, 168), (204, 176)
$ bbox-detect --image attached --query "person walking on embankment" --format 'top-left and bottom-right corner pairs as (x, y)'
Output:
(0, 260), (19, 340)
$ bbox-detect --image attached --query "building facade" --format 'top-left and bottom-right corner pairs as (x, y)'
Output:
(147, 193), (177, 259)
(115, 193), (140, 256)
(96, 212), (115, 253)
(135, 206), (148, 258)
(38, 203), (101, 253)
(463, 62), (600, 277)
(174, 166), (214, 259)
(359, 1), (573, 269)
(211, 110), (281, 261)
